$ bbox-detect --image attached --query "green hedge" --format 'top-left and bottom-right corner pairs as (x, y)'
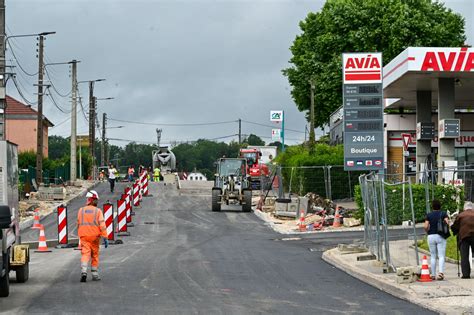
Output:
(354, 183), (463, 225)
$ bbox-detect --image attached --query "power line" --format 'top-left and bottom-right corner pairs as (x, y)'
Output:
(6, 40), (38, 77)
(9, 76), (37, 106)
(50, 116), (71, 129)
(46, 88), (71, 114)
(44, 66), (72, 98)
(107, 117), (238, 127)
(241, 119), (305, 134)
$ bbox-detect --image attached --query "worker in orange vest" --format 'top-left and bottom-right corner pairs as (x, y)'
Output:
(77, 190), (108, 282)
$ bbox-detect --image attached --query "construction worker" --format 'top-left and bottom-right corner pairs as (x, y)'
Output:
(77, 190), (108, 282)
(153, 167), (161, 182)
(128, 165), (135, 182)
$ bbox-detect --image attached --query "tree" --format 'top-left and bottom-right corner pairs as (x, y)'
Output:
(243, 134), (265, 146)
(172, 139), (241, 179)
(283, 0), (466, 128)
(48, 135), (69, 160)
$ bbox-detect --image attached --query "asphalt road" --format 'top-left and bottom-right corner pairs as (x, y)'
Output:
(1, 182), (434, 314)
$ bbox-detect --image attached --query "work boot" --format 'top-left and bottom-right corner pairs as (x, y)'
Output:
(92, 274), (101, 281)
(80, 273), (87, 283)
(91, 268), (101, 281)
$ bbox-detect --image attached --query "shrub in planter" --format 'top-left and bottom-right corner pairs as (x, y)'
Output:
(354, 183), (463, 225)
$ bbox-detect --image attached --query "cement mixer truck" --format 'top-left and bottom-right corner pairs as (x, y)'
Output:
(152, 146), (176, 174)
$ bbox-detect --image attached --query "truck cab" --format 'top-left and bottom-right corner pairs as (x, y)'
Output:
(0, 141), (30, 297)
(239, 148), (270, 189)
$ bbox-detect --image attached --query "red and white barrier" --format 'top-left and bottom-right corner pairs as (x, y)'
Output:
(103, 202), (115, 242)
(142, 175), (149, 196)
(133, 182), (140, 206)
(122, 193), (133, 226)
(117, 199), (130, 236)
(56, 205), (69, 248)
(127, 186), (135, 215)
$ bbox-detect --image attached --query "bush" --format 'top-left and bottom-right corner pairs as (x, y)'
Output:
(274, 143), (363, 199)
(354, 184), (463, 225)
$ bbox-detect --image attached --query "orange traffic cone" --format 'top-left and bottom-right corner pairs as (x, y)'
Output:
(333, 206), (342, 228)
(35, 225), (52, 253)
(31, 209), (41, 229)
(299, 211), (306, 232)
(418, 255), (432, 282)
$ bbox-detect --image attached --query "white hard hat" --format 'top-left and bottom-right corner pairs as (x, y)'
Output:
(86, 190), (100, 200)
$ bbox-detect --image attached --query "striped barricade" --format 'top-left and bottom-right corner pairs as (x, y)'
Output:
(56, 205), (71, 248)
(133, 182), (140, 207)
(117, 199), (130, 236)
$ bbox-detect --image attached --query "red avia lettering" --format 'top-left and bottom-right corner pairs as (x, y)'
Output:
(345, 55), (381, 70)
(421, 48), (474, 71)
(345, 54), (381, 81)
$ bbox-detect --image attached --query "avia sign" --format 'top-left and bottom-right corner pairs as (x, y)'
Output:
(343, 53), (382, 84)
(384, 47), (474, 87)
(421, 48), (474, 72)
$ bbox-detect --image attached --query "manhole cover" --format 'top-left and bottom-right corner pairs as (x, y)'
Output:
(144, 221), (155, 225)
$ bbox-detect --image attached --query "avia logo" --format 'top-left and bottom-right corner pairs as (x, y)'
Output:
(345, 55), (381, 70)
(344, 53), (382, 82)
(421, 48), (474, 72)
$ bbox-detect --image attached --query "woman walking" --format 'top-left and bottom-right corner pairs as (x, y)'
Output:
(424, 199), (450, 280)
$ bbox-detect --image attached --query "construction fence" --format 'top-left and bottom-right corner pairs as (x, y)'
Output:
(260, 165), (364, 201)
(358, 167), (469, 270)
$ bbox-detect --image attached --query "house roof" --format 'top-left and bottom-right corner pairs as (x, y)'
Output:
(5, 95), (54, 127)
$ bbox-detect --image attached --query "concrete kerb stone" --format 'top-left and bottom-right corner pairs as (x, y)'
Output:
(321, 248), (447, 315)
(19, 181), (99, 231)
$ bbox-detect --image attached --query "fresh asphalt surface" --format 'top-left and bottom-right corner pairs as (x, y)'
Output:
(1, 182), (434, 314)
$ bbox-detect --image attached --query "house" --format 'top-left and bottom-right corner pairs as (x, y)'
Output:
(5, 95), (54, 157)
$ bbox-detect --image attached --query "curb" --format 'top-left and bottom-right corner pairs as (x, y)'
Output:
(321, 248), (444, 315)
(19, 181), (99, 231)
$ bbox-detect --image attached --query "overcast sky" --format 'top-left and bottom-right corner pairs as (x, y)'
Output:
(5, 0), (474, 147)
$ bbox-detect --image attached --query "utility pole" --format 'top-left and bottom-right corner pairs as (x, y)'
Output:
(101, 113), (106, 167)
(88, 82), (95, 176)
(0, 0), (5, 140)
(70, 60), (78, 182)
(309, 79), (316, 146)
(35, 35), (46, 184)
(238, 118), (242, 144)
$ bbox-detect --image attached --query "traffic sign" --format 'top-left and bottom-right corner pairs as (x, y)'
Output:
(270, 110), (283, 122)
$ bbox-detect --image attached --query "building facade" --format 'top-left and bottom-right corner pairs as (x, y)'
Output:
(5, 96), (53, 157)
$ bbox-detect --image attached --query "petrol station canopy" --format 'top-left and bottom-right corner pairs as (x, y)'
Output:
(383, 47), (474, 110)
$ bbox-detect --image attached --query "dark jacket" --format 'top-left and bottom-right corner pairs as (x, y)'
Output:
(451, 210), (474, 241)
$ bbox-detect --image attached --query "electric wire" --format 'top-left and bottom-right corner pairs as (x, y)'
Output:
(50, 116), (71, 129)
(107, 117), (238, 127)
(241, 119), (305, 134)
(77, 91), (89, 123)
(6, 40), (38, 77)
(44, 66), (72, 97)
(9, 76), (37, 106)
(10, 68), (37, 103)
(46, 88), (71, 114)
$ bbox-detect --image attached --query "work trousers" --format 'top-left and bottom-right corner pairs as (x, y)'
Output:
(109, 178), (115, 193)
(80, 236), (101, 274)
(460, 235), (474, 278)
(153, 175), (160, 182)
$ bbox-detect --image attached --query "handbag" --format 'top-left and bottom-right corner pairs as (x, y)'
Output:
(437, 211), (450, 239)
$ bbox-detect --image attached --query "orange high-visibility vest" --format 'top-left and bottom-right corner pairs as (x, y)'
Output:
(77, 205), (107, 238)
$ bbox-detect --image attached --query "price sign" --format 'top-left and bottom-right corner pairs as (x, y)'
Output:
(343, 52), (384, 171)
